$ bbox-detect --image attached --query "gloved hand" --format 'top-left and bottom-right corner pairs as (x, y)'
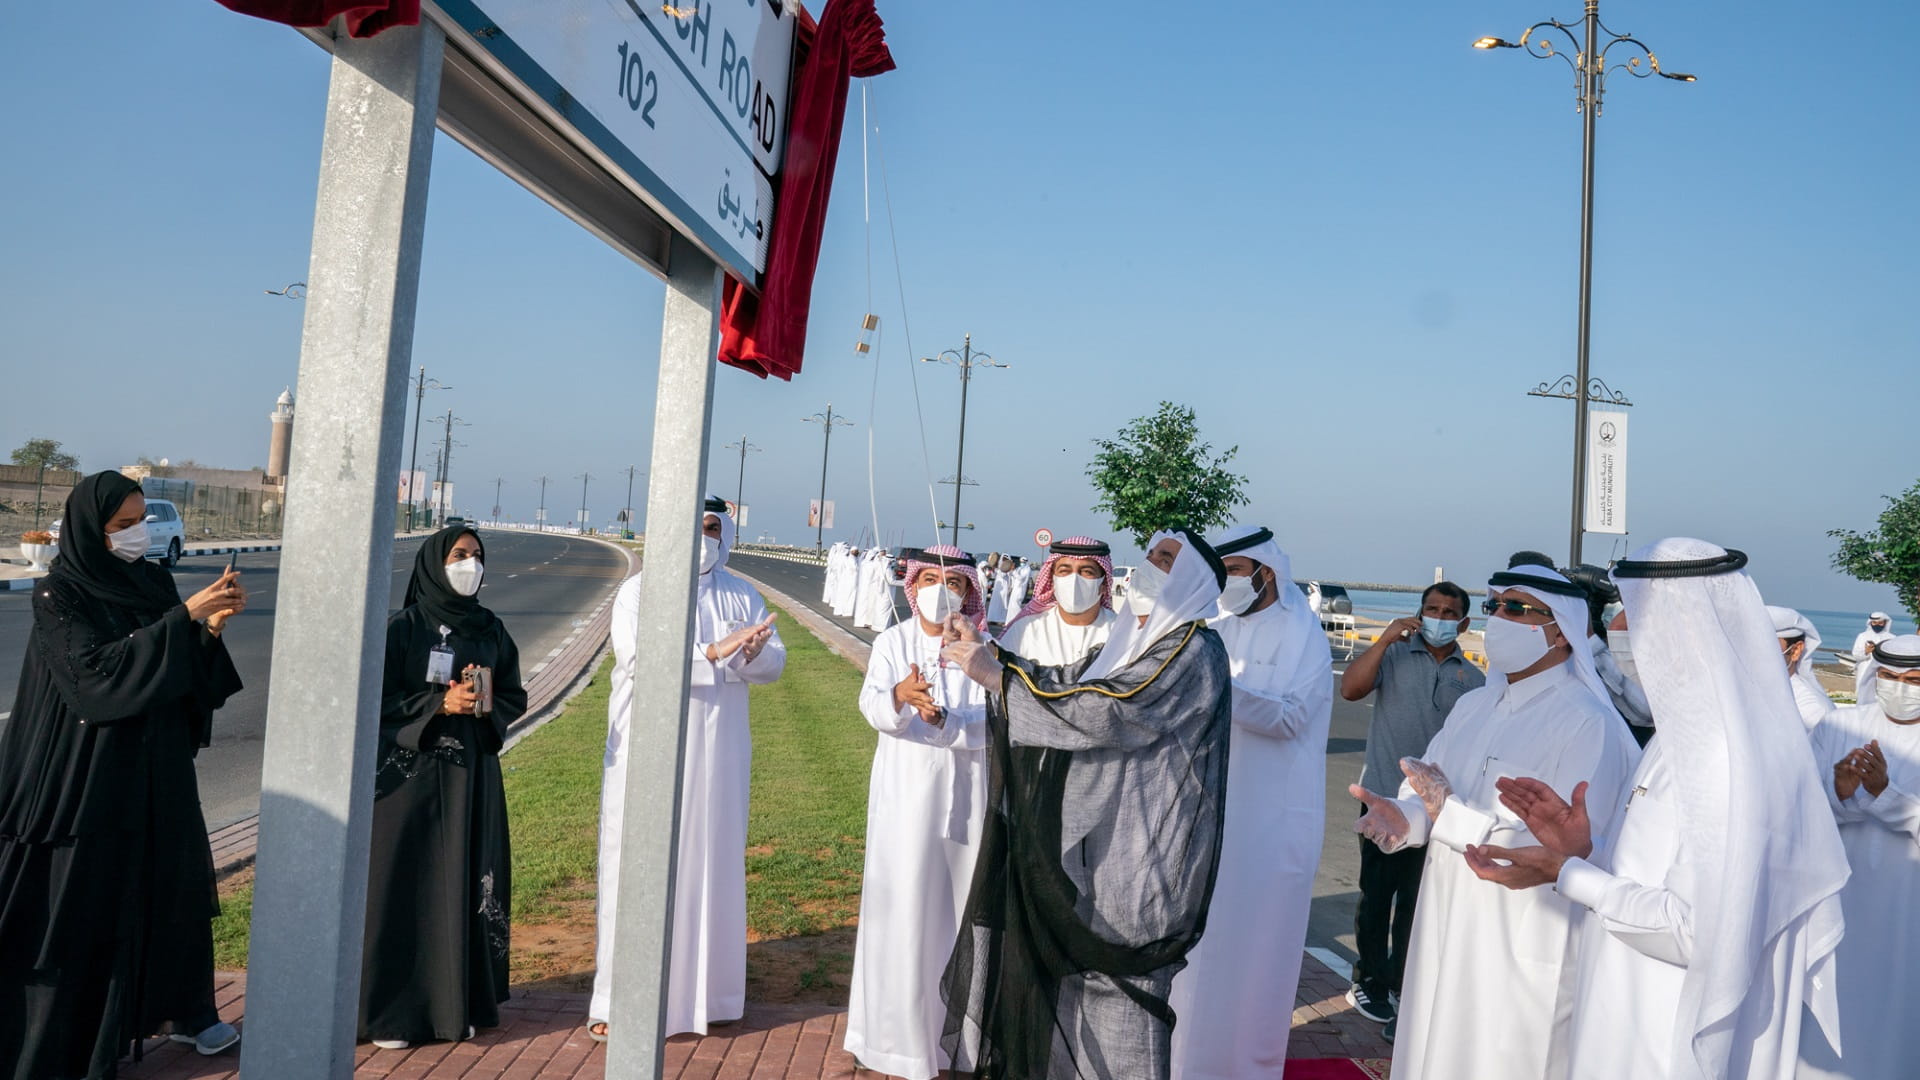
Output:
(1400, 758), (1454, 824)
(1348, 785), (1412, 853)
(941, 636), (1003, 691)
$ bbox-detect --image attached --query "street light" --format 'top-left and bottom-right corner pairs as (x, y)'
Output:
(722, 436), (761, 518)
(576, 472), (592, 533)
(922, 334), (1009, 548)
(803, 404), (855, 553)
(264, 281), (307, 299)
(1474, 1), (1693, 565)
(536, 474), (550, 531)
(405, 368), (453, 531)
(427, 411), (469, 527)
(621, 464), (645, 534)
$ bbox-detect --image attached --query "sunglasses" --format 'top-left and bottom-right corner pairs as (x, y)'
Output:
(1482, 597), (1553, 618)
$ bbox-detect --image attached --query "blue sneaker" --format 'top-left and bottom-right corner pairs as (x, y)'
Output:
(168, 1020), (240, 1055)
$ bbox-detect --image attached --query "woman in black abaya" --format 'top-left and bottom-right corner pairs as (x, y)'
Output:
(360, 526), (526, 1048)
(0, 472), (246, 1080)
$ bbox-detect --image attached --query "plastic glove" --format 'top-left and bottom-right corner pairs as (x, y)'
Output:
(1348, 784), (1411, 853)
(941, 639), (1003, 691)
(1400, 758), (1453, 824)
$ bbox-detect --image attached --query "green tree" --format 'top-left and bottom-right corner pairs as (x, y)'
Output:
(1829, 480), (1920, 624)
(10, 438), (78, 472)
(1086, 402), (1249, 547)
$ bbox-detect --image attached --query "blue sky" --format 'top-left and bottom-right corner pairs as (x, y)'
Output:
(1, 1), (1914, 615)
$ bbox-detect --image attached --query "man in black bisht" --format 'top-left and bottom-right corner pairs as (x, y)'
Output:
(936, 527), (1235, 1079)
(359, 525), (527, 1048)
(0, 471), (247, 1079)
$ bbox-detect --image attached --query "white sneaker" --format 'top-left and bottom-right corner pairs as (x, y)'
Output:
(372, 1039), (410, 1050)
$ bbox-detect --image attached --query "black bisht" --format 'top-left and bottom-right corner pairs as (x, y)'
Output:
(941, 618), (1234, 1080)
(0, 471), (242, 1080)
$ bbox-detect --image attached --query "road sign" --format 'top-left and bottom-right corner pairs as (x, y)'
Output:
(438, 0), (796, 281)
(1034, 527), (1054, 548)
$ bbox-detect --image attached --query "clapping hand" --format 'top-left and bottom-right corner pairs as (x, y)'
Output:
(1495, 777), (1593, 859)
(893, 663), (940, 723)
(1848, 741), (1889, 798)
(709, 614), (777, 662)
(1463, 842), (1564, 890)
(1349, 784), (1412, 852)
(1400, 758), (1453, 823)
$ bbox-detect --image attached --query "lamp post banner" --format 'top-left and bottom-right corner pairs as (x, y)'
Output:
(809, 498), (835, 529)
(1585, 410), (1627, 535)
(434, 0), (795, 280)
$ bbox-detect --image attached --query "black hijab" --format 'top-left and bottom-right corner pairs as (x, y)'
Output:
(51, 470), (182, 616)
(403, 526), (497, 637)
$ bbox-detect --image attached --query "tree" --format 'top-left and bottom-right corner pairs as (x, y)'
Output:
(1086, 402), (1249, 547)
(1830, 480), (1920, 624)
(10, 438), (78, 472)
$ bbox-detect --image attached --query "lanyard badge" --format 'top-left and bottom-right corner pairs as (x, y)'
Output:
(426, 625), (455, 685)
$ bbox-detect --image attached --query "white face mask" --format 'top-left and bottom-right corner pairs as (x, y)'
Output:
(106, 521), (150, 562)
(1052, 572), (1103, 615)
(444, 558), (485, 596)
(1877, 677), (1920, 722)
(700, 535), (722, 574)
(916, 582), (962, 623)
(1608, 630), (1638, 681)
(1219, 572), (1264, 617)
(1127, 561), (1167, 616)
(1484, 616), (1553, 675)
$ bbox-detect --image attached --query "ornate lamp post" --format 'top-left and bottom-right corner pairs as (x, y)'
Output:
(921, 334), (1008, 548)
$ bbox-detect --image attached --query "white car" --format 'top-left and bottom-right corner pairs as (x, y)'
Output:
(50, 497), (188, 567)
(1109, 564), (1138, 610)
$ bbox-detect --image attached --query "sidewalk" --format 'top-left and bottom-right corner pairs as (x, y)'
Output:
(119, 951), (1391, 1079)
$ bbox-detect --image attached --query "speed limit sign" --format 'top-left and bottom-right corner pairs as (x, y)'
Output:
(1034, 527), (1054, 548)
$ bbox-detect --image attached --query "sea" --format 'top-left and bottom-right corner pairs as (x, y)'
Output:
(1337, 588), (1915, 656)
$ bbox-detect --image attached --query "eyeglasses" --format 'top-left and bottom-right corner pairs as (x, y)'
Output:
(1482, 597), (1552, 619)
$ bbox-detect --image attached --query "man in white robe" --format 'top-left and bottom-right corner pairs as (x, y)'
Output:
(856, 547), (897, 630)
(985, 555), (1018, 628)
(998, 536), (1118, 667)
(1799, 634), (1920, 1079)
(830, 546), (862, 617)
(1768, 604), (1834, 731)
(1474, 539), (1850, 1080)
(1851, 612), (1894, 702)
(844, 546), (990, 1080)
(823, 541), (848, 605)
(1169, 525), (1333, 1079)
(1350, 564), (1640, 1078)
(590, 497), (786, 1038)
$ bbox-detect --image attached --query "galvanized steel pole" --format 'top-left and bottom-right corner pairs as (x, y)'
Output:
(240, 20), (444, 1079)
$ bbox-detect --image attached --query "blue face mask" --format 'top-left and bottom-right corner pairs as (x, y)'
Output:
(1420, 616), (1461, 647)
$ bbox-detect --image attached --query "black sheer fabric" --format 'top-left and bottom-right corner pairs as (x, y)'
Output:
(941, 621), (1232, 1079)
(0, 475), (242, 1079)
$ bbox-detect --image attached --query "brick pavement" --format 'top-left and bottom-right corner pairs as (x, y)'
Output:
(119, 953), (1390, 1078)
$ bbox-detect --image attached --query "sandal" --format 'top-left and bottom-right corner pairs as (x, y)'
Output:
(588, 1020), (609, 1043)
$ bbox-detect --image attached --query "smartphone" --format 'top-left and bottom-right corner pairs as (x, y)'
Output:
(464, 666), (494, 716)
(228, 551), (240, 574)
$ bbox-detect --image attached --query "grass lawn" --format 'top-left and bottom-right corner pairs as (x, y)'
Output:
(213, 597), (877, 1003)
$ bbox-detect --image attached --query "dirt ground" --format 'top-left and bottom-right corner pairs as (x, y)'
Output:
(508, 895), (857, 1007)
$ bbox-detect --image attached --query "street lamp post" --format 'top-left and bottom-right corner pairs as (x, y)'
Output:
(622, 464), (643, 534)
(1474, 2), (1693, 565)
(577, 472), (592, 532)
(428, 411), (469, 527)
(922, 334), (1009, 548)
(536, 475), (549, 531)
(722, 436), (761, 516)
(803, 404), (855, 553)
(404, 368), (452, 531)
(492, 477), (504, 522)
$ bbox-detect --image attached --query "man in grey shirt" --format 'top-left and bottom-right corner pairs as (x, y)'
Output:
(1335, 581), (1483, 1030)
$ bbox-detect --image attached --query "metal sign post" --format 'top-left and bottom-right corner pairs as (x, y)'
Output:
(241, 20), (445, 1079)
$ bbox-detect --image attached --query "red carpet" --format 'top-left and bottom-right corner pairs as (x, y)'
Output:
(1286, 1060), (1391, 1079)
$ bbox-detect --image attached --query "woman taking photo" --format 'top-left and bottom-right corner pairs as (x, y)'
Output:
(0, 471), (247, 1078)
(360, 525), (525, 1049)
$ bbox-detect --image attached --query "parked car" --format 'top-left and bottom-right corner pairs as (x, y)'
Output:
(1109, 564), (1138, 610)
(444, 515), (468, 528)
(1295, 580), (1352, 616)
(55, 497), (187, 567)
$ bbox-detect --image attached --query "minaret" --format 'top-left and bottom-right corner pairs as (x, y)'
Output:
(267, 387), (295, 482)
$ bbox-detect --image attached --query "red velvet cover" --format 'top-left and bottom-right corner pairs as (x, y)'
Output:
(214, 0), (420, 39)
(718, 0), (895, 380)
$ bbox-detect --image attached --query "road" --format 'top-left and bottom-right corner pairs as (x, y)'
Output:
(0, 529), (630, 829)
(728, 551), (1381, 968)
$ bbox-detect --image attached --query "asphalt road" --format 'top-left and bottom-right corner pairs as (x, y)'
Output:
(727, 551), (1382, 967)
(0, 529), (630, 829)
